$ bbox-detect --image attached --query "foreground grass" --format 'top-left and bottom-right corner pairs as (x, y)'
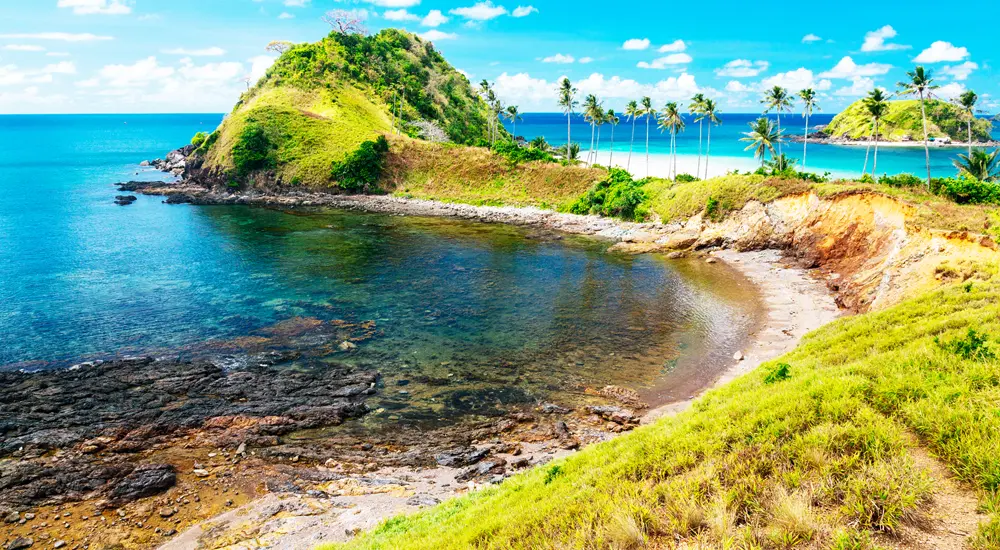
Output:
(330, 266), (1000, 549)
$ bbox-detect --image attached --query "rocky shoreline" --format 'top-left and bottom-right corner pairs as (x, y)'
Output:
(789, 132), (1000, 148)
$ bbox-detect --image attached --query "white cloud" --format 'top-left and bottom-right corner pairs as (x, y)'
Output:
(99, 57), (175, 87)
(578, 57), (593, 64)
(637, 53), (691, 69)
(833, 77), (875, 96)
(861, 25), (909, 52)
(279, 12), (294, 19)
(913, 41), (969, 63)
(491, 71), (707, 110)
(0, 86), (71, 113)
(493, 72), (557, 107)
(449, 1), (507, 20)
(761, 68), (831, 91)
(421, 9), (448, 26)
(726, 80), (754, 93)
(511, 5), (537, 17)
(249, 56), (276, 82)
(3, 45), (46, 52)
(622, 38), (650, 51)
(716, 59), (769, 78)
(0, 32), (112, 42)
(936, 82), (967, 100)
(818, 56), (891, 79)
(283, 0), (310, 5)
(541, 53), (574, 64)
(75, 77), (100, 88)
(57, 0), (131, 15)
(419, 29), (458, 41)
(162, 47), (226, 57)
(802, 34), (822, 43)
(383, 8), (419, 21)
(0, 62), (76, 86)
(46, 52), (71, 57)
(658, 39), (685, 53)
(363, 0), (420, 7)
(940, 61), (978, 81)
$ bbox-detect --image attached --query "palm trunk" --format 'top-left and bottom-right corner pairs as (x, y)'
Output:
(697, 120), (703, 178)
(705, 124), (711, 179)
(776, 113), (782, 157)
(609, 125), (615, 166)
(596, 125), (602, 167)
(873, 119), (880, 177)
(672, 129), (677, 181)
(645, 117), (650, 178)
(589, 123), (596, 167)
(512, 119), (516, 140)
(968, 119), (973, 158)
(862, 119), (873, 176)
(566, 112), (572, 162)
(920, 90), (931, 187)
(627, 118), (636, 172)
(803, 113), (809, 170)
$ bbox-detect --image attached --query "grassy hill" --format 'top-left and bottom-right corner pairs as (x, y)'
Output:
(824, 99), (993, 142)
(195, 29), (494, 187)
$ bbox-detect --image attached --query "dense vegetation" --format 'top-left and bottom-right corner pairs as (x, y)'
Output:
(568, 168), (648, 221)
(824, 99), (993, 142)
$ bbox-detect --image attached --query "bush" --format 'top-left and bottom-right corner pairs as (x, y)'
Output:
(675, 173), (699, 183)
(878, 173), (923, 188)
(933, 176), (1000, 205)
(190, 131), (210, 148)
(568, 168), (648, 221)
(763, 363), (791, 384)
(231, 123), (273, 176)
(705, 196), (719, 219)
(330, 135), (390, 191)
(935, 329), (995, 360)
(491, 140), (555, 164)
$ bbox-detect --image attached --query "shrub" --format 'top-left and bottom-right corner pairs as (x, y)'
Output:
(676, 173), (700, 183)
(330, 135), (390, 191)
(491, 140), (555, 164)
(878, 173), (923, 188)
(705, 196), (720, 219)
(231, 123), (273, 176)
(190, 131), (210, 148)
(763, 363), (791, 384)
(935, 329), (995, 360)
(858, 173), (876, 184)
(933, 176), (1000, 205)
(568, 168), (648, 221)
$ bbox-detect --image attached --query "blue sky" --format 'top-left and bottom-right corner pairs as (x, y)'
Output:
(1, 0), (996, 114)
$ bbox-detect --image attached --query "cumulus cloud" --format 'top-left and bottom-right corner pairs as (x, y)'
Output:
(511, 5), (537, 17)
(0, 62), (76, 87)
(492, 71), (709, 110)
(658, 40), (685, 53)
(622, 38), (650, 51)
(449, 1), (507, 20)
(833, 77), (876, 97)
(541, 53), (574, 64)
(761, 68), (831, 92)
(57, 0), (131, 15)
(283, 0), (310, 5)
(279, 12), (295, 19)
(0, 32), (112, 42)
(725, 80), (754, 93)
(940, 61), (978, 81)
(421, 9), (449, 26)
(936, 82), (967, 100)
(99, 57), (175, 87)
(249, 56), (277, 82)
(578, 57), (593, 64)
(162, 47), (226, 57)
(419, 29), (458, 41)
(383, 8), (419, 21)
(802, 34), (822, 43)
(818, 56), (891, 79)
(861, 25), (909, 52)
(637, 53), (691, 69)
(716, 59), (769, 78)
(913, 41), (969, 63)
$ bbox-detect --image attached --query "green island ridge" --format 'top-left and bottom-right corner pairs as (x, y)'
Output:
(823, 98), (993, 142)
(176, 29), (1000, 549)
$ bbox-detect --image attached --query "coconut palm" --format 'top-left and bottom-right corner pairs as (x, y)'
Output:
(658, 102), (685, 181)
(898, 66), (940, 187)
(955, 90), (979, 158)
(594, 106), (607, 166)
(798, 89), (818, 170)
(689, 93), (707, 178)
(505, 105), (522, 140)
(696, 99), (721, 179)
(624, 100), (640, 172)
(582, 94), (602, 166)
(639, 97), (657, 178)
(606, 109), (620, 166)
(557, 78), (578, 162)
(740, 117), (782, 168)
(953, 149), (1000, 182)
(863, 89), (890, 177)
(761, 86), (793, 157)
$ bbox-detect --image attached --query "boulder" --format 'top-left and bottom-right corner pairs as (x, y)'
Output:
(106, 464), (176, 506)
(434, 447), (489, 468)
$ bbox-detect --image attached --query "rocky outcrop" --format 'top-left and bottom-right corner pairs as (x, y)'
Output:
(144, 145), (195, 177)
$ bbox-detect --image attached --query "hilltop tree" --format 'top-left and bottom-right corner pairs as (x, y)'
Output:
(741, 117), (782, 168)
(955, 90), (979, 158)
(624, 100), (640, 172)
(583, 94), (602, 166)
(898, 66), (939, 187)
(606, 109), (620, 166)
(696, 98), (721, 179)
(761, 86), (793, 157)
(323, 10), (368, 35)
(689, 93), (707, 178)
(557, 78), (578, 162)
(505, 105), (523, 140)
(658, 102), (685, 181)
(639, 96), (657, 178)
(265, 41), (293, 55)
(798, 88), (818, 170)
(863, 88), (890, 177)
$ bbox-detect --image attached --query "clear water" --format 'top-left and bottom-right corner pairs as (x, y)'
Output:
(503, 112), (1000, 179)
(0, 115), (761, 424)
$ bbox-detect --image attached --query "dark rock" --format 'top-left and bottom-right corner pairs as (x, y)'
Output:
(434, 447), (489, 468)
(165, 193), (194, 205)
(405, 495), (441, 507)
(586, 406), (638, 425)
(106, 464), (176, 506)
(539, 403), (570, 414)
(510, 457), (531, 469)
(455, 459), (507, 482)
(116, 181), (168, 192)
(6, 537), (33, 550)
(114, 195), (137, 206)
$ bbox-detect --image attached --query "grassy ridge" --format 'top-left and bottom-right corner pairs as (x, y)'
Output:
(824, 99), (993, 142)
(331, 265), (1000, 549)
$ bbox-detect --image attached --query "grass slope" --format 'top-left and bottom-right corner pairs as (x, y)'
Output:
(824, 99), (993, 142)
(331, 266), (1000, 549)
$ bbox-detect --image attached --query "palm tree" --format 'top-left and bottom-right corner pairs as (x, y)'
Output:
(864, 89), (890, 177)
(557, 78), (578, 162)
(740, 117), (782, 168)
(953, 149), (999, 182)
(761, 86), (793, 157)
(658, 102), (685, 181)
(624, 100), (640, 173)
(639, 96), (656, 178)
(955, 90), (979, 158)
(505, 105), (523, 140)
(689, 93), (707, 178)
(606, 109), (620, 166)
(798, 89), (818, 170)
(696, 99), (721, 179)
(898, 66), (940, 187)
(594, 105), (607, 166)
(582, 94), (602, 167)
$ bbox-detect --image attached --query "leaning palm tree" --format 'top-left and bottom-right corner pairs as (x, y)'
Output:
(557, 78), (578, 162)
(658, 102), (686, 181)
(640, 96), (656, 178)
(898, 66), (940, 187)
(798, 89), (818, 170)
(953, 149), (1000, 182)
(594, 106), (607, 166)
(582, 95), (602, 167)
(606, 109), (620, 166)
(689, 93), (707, 178)
(740, 117), (782, 169)
(696, 99), (721, 179)
(955, 90), (979, 158)
(863, 89), (890, 177)
(761, 86), (793, 157)
(624, 100), (640, 172)
(505, 105), (523, 140)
